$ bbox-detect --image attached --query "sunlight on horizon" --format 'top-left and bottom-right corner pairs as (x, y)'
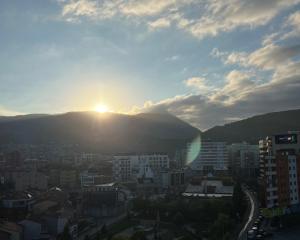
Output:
(94, 104), (110, 113)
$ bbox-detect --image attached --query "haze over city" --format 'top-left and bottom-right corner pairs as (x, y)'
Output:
(1, 0), (300, 130)
(1, 1), (300, 240)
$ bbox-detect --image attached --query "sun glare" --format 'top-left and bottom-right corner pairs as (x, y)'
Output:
(95, 104), (110, 113)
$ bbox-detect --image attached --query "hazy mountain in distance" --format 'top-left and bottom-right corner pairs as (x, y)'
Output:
(0, 114), (49, 123)
(0, 111), (200, 154)
(203, 109), (300, 144)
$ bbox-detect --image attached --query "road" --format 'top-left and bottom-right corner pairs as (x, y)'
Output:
(238, 188), (259, 240)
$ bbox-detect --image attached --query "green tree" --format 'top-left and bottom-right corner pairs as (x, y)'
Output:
(112, 236), (130, 240)
(101, 224), (108, 234)
(209, 213), (233, 240)
(60, 224), (72, 240)
(131, 231), (147, 240)
(232, 182), (246, 218)
(173, 212), (185, 226)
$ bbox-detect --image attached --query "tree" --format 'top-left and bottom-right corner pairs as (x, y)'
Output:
(173, 212), (185, 226)
(112, 236), (130, 240)
(232, 182), (246, 218)
(131, 231), (147, 240)
(209, 213), (233, 240)
(60, 224), (72, 240)
(101, 224), (108, 234)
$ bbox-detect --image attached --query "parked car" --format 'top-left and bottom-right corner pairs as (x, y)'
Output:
(247, 230), (256, 239)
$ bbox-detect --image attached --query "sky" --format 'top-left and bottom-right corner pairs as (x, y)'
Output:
(1, 0), (300, 130)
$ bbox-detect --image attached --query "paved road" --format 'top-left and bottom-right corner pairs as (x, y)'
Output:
(238, 188), (259, 240)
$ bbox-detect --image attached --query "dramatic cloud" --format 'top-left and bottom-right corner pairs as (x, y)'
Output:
(185, 0), (300, 38)
(135, 72), (300, 130)
(58, 0), (300, 39)
(56, 1), (300, 130)
(214, 44), (300, 71)
(211, 70), (254, 103)
(135, 41), (300, 130)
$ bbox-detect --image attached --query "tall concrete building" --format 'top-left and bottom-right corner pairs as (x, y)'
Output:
(259, 132), (300, 209)
(227, 143), (259, 177)
(190, 140), (228, 175)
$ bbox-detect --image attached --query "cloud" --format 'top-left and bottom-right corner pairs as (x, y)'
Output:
(184, 77), (215, 94)
(214, 43), (300, 71)
(134, 70), (300, 130)
(60, 0), (182, 20)
(177, 0), (300, 39)
(120, 0), (176, 16)
(58, 0), (300, 39)
(258, 11), (300, 45)
(165, 55), (180, 61)
(135, 42), (300, 130)
(281, 11), (300, 40)
(211, 70), (254, 103)
(148, 17), (171, 29)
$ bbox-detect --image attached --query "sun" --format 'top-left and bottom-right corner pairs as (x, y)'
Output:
(95, 104), (110, 113)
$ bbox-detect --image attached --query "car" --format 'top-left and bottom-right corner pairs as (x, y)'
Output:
(256, 234), (265, 239)
(247, 230), (256, 239)
(254, 220), (261, 226)
(252, 226), (258, 232)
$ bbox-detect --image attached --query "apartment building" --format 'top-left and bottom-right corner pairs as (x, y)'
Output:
(260, 132), (300, 209)
(1, 169), (48, 191)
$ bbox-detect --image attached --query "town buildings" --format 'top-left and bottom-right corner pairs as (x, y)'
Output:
(0, 221), (23, 240)
(182, 177), (234, 198)
(59, 170), (77, 189)
(259, 132), (300, 209)
(81, 183), (127, 218)
(80, 170), (112, 187)
(0, 169), (48, 191)
(113, 153), (169, 183)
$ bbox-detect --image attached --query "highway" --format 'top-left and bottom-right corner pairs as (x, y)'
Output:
(238, 188), (259, 240)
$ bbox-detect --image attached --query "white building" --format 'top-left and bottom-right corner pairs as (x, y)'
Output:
(113, 153), (169, 182)
(190, 141), (228, 174)
(183, 179), (234, 198)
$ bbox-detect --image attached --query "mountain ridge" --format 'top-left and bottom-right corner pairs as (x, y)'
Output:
(203, 109), (300, 144)
(0, 111), (200, 154)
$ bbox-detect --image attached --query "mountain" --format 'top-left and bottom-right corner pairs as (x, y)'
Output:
(203, 109), (300, 144)
(0, 111), (200, 154)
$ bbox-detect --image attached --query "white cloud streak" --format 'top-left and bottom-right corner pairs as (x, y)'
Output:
(58, 0), (300, 39)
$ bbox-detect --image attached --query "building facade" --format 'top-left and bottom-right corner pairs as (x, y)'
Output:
(190, 140), (228, 174)
(227, 143), (259, 178)
(259, 132), (300, 209)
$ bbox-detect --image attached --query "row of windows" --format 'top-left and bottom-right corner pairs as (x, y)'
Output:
(290, 189), (298, 194)
(289, 181), (297, 186)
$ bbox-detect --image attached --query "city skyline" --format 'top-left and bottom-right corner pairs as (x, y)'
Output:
(1, 0), (300, 130)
